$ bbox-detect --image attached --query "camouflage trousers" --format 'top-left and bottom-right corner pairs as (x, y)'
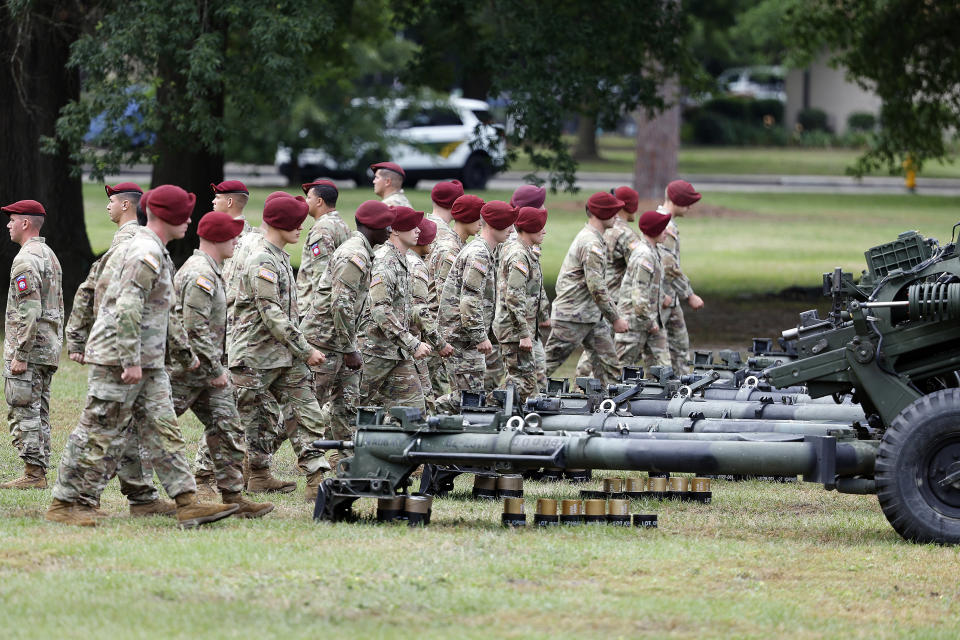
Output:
(4, 362), (54, 469)
(52, 366), (194, 508)
(231, 364), (330, 475)
(359, 354), (424, 412)
(311, 350), (360, 442)
(663, 304), (691, 375)
(501, 339), (546, 405)
(435, 342), (486, 414)
(484, 337), (506, 391)
(193, 391), (284, 477)
(615, 328), (671, 372)
(171, 376), (245, 494)
(414, 359), (436, 414)
(427, 354), (449, 398)
(544, 319), (621, 385)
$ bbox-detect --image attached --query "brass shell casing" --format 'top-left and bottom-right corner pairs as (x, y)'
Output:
(607, 499), (630, 516)
(536, 498), (558, 515)
(560, 499), (583, 516)
(691, 477), (712, 492)
(648, 476), (668, 492)
(503, 497), (525, 515)
(584, 499), (606, 516)
(404, 494), (432, 514)
(625, 477), (646, 493)
(602, 477), (623, 493)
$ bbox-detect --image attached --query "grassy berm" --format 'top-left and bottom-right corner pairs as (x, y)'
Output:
(1, 357), (959, 639)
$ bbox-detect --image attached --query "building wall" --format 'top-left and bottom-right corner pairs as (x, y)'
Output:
(785, 53), (882, 134)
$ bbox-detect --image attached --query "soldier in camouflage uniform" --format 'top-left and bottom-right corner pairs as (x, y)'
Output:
(64, 182), (169, 514)
(227, 194), (330, 501)
(1, 201), (62, 490)
(428, 194), (484, 292)
(615, 210), (672, 371)
(297, 179), (350, 317)
(544, 192), (630, 386)
(435, 201), (518, 413)
(371, 161), (412, 207)
(301, 201), (394, 462)
(170, 211), (273, 518)
(493, 206), (550, 404)
(49, 185), (238, 528)
(426, 180), (463, 244)
(360, 206), (432, 411)
(576, 186), (640, 378)
(407, 218), (454, 412)
(656, 180), (705, 375)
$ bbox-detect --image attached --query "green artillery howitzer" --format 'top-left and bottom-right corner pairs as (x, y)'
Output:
(766, 229), (960, 543)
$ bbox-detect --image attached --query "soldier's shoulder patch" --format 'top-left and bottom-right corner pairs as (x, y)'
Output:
(370, 274), (383, 287)
(350, 254), (367, 270)
(590, 245), (605, 257)
(470, 260), (488, 275)
(640, 258), (655, 274)
(257, 267), (278, 284)
(414, 266), (429, 282)
(665, 226), (678, 238)
(444, 252), (457, 264)
(140, 253), (161, 273)
(14, 274), (29, 293)
(311, 242), (322, 257)
(512, 260), (529, 276)
(628, 238), (641, 250)
(194, 275), (215, 294)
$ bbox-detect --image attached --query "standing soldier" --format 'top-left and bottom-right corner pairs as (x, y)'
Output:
(371, 161), (412, 207)
(576, 185), (640, 378)
(1, 201), (62, 490)
(300, 201), (395, 462)
(426, 180), (463, 242)
(170, 211), (273, 517)
(297, 179), (350, 316)
(227, 194), (330, 501)
(615, 211), (672, 371)
(360, 206), (432, 411)
(48, 185), (238, 528)
(427, 194), (484, 288)
(656, 180), (705, 375)
(436, 201), (518, 412)
(407, 217), (454, 411)
(493, 206), (550, 404)
(211, 180), (250, 228)
(544, 192), (629, 385)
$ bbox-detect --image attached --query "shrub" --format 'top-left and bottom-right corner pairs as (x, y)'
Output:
(749, 99), (785, 125)
(796, 108), (831, 133)
(847, 111), (877, 132)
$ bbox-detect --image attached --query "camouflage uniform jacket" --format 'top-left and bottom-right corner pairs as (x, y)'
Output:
(84, 227), (194, 370)
(551, 224), (618, 324)
(531, 245), (551, 326)
(407, 251), (446, 350)
(426, 213), (455, 244)
(428, 229), (465, 289)
(656, 204), (694, 301)
(618, 238), (664, 332)
(65, 220), (139, 354)
(223, 223), (262, 317)
(300, 232), (375, 354)
(438, 238), (497, 346)
(4, 237), (63, 365)
(227, 234), (312, 370)
(382, 191), (412, 207)
(361, 242), (419, 360)
(296, 210), (351, 313)
(493, 239), (548, 344)
(171, 250), (227, 381)
(605, 217), (642, 303)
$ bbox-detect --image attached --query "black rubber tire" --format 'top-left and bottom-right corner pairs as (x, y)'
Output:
(876, 389), (960, 544)
(461, 153), (492, 189)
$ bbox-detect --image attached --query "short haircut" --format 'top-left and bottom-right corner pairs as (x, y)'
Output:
(379, 168), (403, 186)
(230, 192), (249, 208)
(311, 184), (339, 207)
(122, 192), (142, 208)
(136, 201), (147, 225)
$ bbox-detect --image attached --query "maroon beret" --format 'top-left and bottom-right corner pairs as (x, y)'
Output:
(263, 194), (308, 231)
(2, 200), (46, 216)
(370, 161), (405, 178)
(613, 186), (639, 214)
(416, 218), (438, 246)
(510, 185), (546, 209)
(666, 180), (701, 207)
(450, 194), (484, 223)
(391, 206), (424, 232)
(515, 206), (547, 233)
(480, 201), (518, 230)
(210, 180), (249, 195)
(105, 182), (143, 197)
(265, 191), (292, 203)
(430, 180), (464, 208)
(301, 179), (338, 195)
(355, 200), (395, 230)
(586, 192), (624, 220)
(145, 185), (195, 225)
(639, 210), (671, 237)
(198, 211), (245, 243)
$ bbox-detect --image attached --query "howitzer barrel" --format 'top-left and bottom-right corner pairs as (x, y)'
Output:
(626, 397), (865, 422)
(695, 387), (841, 404)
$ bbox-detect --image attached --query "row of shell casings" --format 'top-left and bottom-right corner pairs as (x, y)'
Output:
(581, 476), (712, 503)
(472, 474), (524, 499)
(376, 494), (433, 526)
(503, 497), (657, 528)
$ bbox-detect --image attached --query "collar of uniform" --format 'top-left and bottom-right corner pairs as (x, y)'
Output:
(24, 236), (45, 246)
(356, 231), (375, 259)
(585, 222), (605, 243)
(119, 220), (139, 231)
(387, 241), (409, 270)
(264, 237), (289, 257)
(656, 204), (670, 216)
(322, 209), (340, 219)
(195, 248), (223, 276)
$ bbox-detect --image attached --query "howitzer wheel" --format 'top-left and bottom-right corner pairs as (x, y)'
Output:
(876, 389), (960, 544)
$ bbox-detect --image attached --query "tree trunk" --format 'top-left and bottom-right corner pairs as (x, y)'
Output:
(0, 2), (92, 314)
(633, 78), (680, 200)
(571, 115), (599, 161)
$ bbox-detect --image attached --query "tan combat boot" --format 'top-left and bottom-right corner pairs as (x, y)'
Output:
(304, 469), (325, 503)
(174, 491), (238, 529)
(221, 491), (274, 519)
(246, 467), (296, 493)
(129, 498), (178, 517)
(0, 463), (47, 489)
(45, 499), (98, 527)
(194, 472), (218, 499)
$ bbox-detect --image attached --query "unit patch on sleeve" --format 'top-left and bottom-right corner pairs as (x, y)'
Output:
(311, 243), (321, 257)
(370, 274), (383, 287)
(444, 253), (457, 265)
(470, 260), (488, 275)
(257, 267), (278, 283)
(639, 259), (654, 274)
(512, 260), (529, 276)
(350, 255), (366, 270)
(140, 254), (161, 273)
(195, 275), (215, 293)
(590, 245), (605, 257)
(14, 274), (29, 293)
